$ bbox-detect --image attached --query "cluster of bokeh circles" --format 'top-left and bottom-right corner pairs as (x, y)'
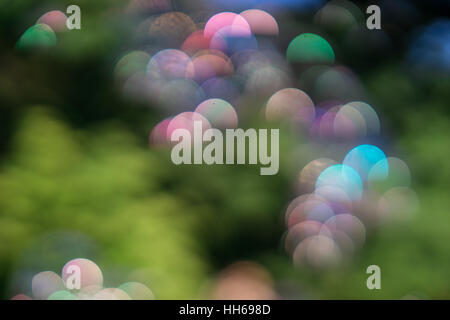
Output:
(287, 144), (419, 269)
(115, 7), (295, 143)
(114, 1), (419, 269)
(16, 10), (69, 50)
(114, 1), (391, 147)
(11, 258), (154, 300)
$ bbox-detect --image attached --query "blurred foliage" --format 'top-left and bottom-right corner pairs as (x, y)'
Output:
(0, 107), (289, 298)
(0, 107), (208, 299)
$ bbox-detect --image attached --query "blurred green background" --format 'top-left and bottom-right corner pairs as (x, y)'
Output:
(0, 0), (449, 299)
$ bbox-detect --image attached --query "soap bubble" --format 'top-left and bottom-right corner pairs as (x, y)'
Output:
(32, 271), (65, 300)
(240, 9), (279, 36)
(195, 98), (238, 129)
(316, 164), (363, 201)
(265, 88), (315, 126)
(37, 10), (67, 32)
(287, 33), (335, 63)
(343, 144), (388, 182)
(118, 282), (154, 300)
(62, 258), (103, 289)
